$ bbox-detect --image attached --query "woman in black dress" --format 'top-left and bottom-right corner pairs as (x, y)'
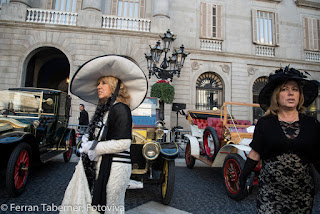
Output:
(239, 66), (320, 213)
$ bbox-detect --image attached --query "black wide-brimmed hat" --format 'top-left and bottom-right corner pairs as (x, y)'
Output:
(70, 55), (148, 110)
(259, 66), (318, 111)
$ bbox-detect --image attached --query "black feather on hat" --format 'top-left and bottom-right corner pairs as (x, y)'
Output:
(259, 66), (318, 112)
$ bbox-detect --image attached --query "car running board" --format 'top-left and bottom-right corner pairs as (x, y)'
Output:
(40, 149), (66, 163)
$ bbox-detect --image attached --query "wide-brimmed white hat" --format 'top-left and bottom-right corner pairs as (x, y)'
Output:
(70, 55), (148, 110)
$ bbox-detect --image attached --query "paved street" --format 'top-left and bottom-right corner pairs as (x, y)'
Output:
(0, 154), (319, 214)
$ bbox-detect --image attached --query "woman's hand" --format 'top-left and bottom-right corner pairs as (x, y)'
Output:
(79, 140), (94, 154)
(88, 149), (99, 161)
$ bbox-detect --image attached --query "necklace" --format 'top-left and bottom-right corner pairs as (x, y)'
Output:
(278, 114), (299, 124)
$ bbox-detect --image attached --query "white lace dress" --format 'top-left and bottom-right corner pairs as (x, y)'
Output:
(60, 112), (131, 214)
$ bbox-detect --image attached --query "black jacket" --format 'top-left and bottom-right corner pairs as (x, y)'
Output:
(250, 113), (320, 163)
(79, 109), (89, 125)
(101, 102), (132, 141)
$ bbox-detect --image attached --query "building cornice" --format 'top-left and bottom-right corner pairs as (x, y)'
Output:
(295, 0), (320, 10)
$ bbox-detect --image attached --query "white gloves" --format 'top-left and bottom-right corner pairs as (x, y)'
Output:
(79, 139), (93, 154)
(88, 149), (99, 161)
(81, 134), (89, 144)
(79, 134), (99, 161)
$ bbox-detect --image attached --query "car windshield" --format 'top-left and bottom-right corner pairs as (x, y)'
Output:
(0, 90), (42, 116)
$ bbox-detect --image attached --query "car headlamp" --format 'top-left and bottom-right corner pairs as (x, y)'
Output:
(142, 141), (160, 160)
(155, 121), (164, 140)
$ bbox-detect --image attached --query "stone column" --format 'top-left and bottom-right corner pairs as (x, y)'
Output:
(151, 0), (170, 33)
(0, 0), (30, 21)
(78, 0), (103, 28)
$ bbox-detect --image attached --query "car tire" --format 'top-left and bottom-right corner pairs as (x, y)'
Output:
(161, 160), (175, 205)
(222, 153), (245, 201)
(6, 142), (32, 197)
(63, 133), (73, 162)
(203, 126), (220, 160)
(185, 140), (195, 169)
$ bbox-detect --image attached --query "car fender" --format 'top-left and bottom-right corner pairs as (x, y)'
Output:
(0, 131), (36, 144)
(184, 134), (200, 158)
(211, 144), (252, 168)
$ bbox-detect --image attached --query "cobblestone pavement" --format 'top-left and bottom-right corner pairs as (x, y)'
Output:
(0, 154), (319, 214)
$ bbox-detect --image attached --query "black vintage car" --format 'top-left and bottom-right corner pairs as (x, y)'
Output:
(0, 88), (76, 196)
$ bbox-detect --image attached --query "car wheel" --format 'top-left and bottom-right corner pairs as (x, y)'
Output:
(63, 133), (73, 162)
(203, 126), (220, 160)
(6, 142), (32, 197)
(222, 153), (245, 201)
(185, 140), (195, 169)
(161, 160), (175, 205)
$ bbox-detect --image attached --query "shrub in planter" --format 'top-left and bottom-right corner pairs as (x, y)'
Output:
(150, 80), (175, 104)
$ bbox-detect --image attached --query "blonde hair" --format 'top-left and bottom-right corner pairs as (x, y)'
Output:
(97, 76), (131, 107)
(264, 80), (305, 116)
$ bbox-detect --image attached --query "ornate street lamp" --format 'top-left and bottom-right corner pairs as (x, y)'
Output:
(145, 29), (189, 82)
(146, 30), (189, 122)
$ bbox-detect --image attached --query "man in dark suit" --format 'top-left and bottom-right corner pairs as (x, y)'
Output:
(79, 104), (89, 134)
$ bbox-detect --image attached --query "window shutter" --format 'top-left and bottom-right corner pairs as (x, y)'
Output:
(310, 18), (315, 50)
(200, 2), (207, 38)
(303, 17), (310, 50)
(312, 18), (319, 51)
(139, 0), (145, 18)
(274, 12), (279, 46)
(216, 4), (223, 40)
(206, 3), (213, 38)
(47, 0), (53, 9)
(252, 9), (258, 44)
(317, 19), (320, 51)
(76, 0), (81, 12)
(111, 0), (118, 15)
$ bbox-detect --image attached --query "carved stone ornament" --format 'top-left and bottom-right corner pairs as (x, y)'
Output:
(191, 61), (200, 70)
(248, 67), (257, 76)
(220, 64), (230, 74)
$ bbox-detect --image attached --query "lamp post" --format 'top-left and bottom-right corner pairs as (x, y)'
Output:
(145, 29), (189, 82)
(145, 29), (189, 121)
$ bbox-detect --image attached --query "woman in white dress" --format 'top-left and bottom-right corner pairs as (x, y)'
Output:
(60, 55), (148, 214)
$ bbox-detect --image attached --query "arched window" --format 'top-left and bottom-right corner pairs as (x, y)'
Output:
(252, 76), (268, 120)
(305, 89), (319, 119)
(196, 72), (224, 110)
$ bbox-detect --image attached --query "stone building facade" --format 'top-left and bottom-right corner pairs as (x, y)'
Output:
(0, 0), (319, 130)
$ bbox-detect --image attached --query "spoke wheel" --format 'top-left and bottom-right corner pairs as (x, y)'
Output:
(161, 160), (175, 205)
(185, 141), (195, 169)
(6, 143), (32, 197)
(222, 153), (245, 201)
(63, 133), (73, 162)
(203, 126), (220, 160)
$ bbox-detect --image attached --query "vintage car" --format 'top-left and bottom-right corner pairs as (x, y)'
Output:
(184, 102), (261, 200)
(0, 88), (75, 196)
(130, 97), (179, 205)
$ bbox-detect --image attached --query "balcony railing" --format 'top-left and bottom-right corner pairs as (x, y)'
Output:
(102, 15), (151, 32)
(305, 51), (320, 62)
(200, 39), (222, 51)
(255, 45), (275, 57)
(26, 8), (77, 26)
